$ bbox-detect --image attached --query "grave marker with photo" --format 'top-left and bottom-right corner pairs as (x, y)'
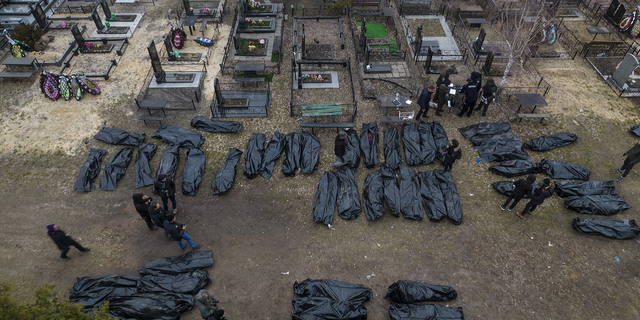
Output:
(473, 28), (486, 55)
(100, 0), (112, 21)
(612, 53), (639, 88)
(147, 39), (166, 84)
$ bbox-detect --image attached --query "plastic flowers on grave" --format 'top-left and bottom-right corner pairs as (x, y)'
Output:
(60, 22), (67, 28)
(248, 45), (256, 52)
(85, 42), (93, 50)
(252, 20), (256, 24)
(78, 74), (100, 95)
(245, 17), (251, 22)
(40, 71), (60, 101)
(258, 19), (263, 24)
(249, 41), (255, 45)
(259, 38), (265, 45)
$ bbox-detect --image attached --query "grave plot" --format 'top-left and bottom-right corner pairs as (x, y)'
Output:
(293, 17), (347, 60)
(239, 0), (277, 17)
(210, 78), (270, 118)
(87, 3), (146, 38)
(586, 51), (640, 97)
(399, 0), (445, 16)
(351, 13), (401, 55)
(556, 18), (635, 59)
(158, 24), (220, 65)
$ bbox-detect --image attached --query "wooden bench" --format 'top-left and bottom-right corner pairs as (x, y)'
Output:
(302, 103), (343, 122)
(199, 19), (209, 36)
(0, 72), (35, 80)
(139, 116), (165, 126)
(135, 99), (167, 116)
(518, 113), (550, 123)
(300, 122), (354, 133)
(381, 116), (404, 123)
(234, 77), (264, 87)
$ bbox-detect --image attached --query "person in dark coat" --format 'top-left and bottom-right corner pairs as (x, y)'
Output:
(443, 139), (461, 172)
(470, 71), (482, 88)
(477, 77), (497, 117)
(415, 85), (435, 121)
(517, 179), (551, 219)
(133, 193), (156, 230)
(435, 80), (450, 116)
(155, 174), (177, 214)
(501, 174), (536, 211)
(47, 224), (90, 260)
(148, 202), (167, 229)
(434, 67), (455, 97)
(196, 289), (219, 319)
(210, 309), (226, 320)
(457, 78), (479, 117)
(330, 131), (347, 168)
(613, 139), (640, 182)
(164, 214), (198, 249)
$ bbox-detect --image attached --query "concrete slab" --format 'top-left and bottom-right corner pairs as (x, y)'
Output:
(231, 3), (281, 62)
(293, 71), (339, 89)
(402, 15), (462, 62)
(360, 62), (410, 79)
(149, 72), (204, 89)
(90, 12), (144, 38)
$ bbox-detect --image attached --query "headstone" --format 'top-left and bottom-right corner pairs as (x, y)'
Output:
(473, 28), (486, 55)
(612, 53), (639, 87)
(233, 20), (241, 49)
(362, 18), (367, 55)
(612, 4), (626, 25)
(605, 0), (620, 19)
(414, 26), (423, 58)
(147, 39), (166, 84)
(163, 34), (174, 59)
(71, 24), (85, 48)
(184, 0), (191, 15)
(32, 3), (48, 29)
(364, 45), (370, 66)
(214, 78), (222, 104)
(238, 1), (246, 24)
(423, 47), (433, 72)
(484, 51), (495, 74)
(301, 24), (306, 59)
(100, 0), (112, 21)
(91, 8), (105, 31)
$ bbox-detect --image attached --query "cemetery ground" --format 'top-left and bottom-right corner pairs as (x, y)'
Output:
(2, 2), (640, 320)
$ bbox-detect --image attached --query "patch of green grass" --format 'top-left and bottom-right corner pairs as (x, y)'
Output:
(356, 20), (399, 53)
(407, 18), (446, 37)
(232, 73), (273, 82)
(271, 51), (280, 63)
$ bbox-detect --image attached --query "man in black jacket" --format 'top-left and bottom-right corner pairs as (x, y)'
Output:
(613, 139), (640, 182)
(415, 86), (435, 121)
(155, 174), (177, 214)
(501, 174), (536, 211)
(133, 193), (157, 230)
(517, 179), (552, 219)
(330, 131), (347, 168)
(443, 139), (461, 172)
(148, 202), (167, 229)
(477, 78), (497, 117)
(47, 224), (90, 260)
(457, 78), (479, 118)
(434, 80), (450, 116)
(164, 214), (198, 249)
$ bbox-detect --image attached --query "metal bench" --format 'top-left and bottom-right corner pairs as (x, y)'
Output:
(139, 116), (165, 126)
(199, 19), (209, 36)
(134, 99), (167, 116)
(0, 72), (35, 80)
(300, 122), (354, 133)
(302, 103), (343, 122)
(518, 113), (550, 124)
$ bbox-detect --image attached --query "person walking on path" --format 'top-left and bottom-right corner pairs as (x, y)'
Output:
(415, 85), (435, 121)
(330, 131), (348, 168)
(133, 193), (157, 230)
(148, 202), (167, 229)
(457, 78), (479, 118)
(47, 224), (90, 260)
(443, 139), (461, 172)
(477, 78), (497, 117)
(517, 179), (551, 219)
(196, 289), (219, 319)
(613, 139), (640, 182)
(155, 174), (177, 214)
(163, 214), (198, 250)
(501, 174), (536, 212)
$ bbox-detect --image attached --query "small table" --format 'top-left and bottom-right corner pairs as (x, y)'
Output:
(513, 92), (547, 113)
(459, 5), (483, 12)
(138, 100), (167, 116)
(466, 18), (487, 29)
(587, 27), (611, 40)
(183, 15), (198, 36)
(378, 95), (412, 115)
(3, 57), (39, 72)
(235, 63), (265, 77)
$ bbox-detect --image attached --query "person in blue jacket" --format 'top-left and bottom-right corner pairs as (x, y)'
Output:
(415, 85), (435, 121)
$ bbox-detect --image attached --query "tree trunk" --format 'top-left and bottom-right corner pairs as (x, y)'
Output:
(497, 53), (514, 99)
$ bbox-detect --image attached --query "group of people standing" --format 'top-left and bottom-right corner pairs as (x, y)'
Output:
(500, 174), (552, 219)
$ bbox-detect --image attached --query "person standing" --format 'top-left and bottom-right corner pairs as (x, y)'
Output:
(443, 139), (461, 172)
(46, 224), (90, 260)
(434, 80), (450, 116)
(133, 193), (157, 230)
(416, 85), (435, 121)
(164, 214), (198, 250)
(613, 139), (640, 182)
(434, 67), (455, 97)
(501, 174), (536, 211)
(196, 289), (219, 319)
(457, 78), (479, 118)
(477, 78), (497, 117)
(155, 174), (177, 214)
(471, 71), (482, 88)
(148, 202), (167, 229)
(517, 179), (551, 219)
(330, 131), (347, 168)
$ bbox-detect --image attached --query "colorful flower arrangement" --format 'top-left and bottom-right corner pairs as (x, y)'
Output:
(259, 38), (266, 45)
(248, 41), (255, 45)
(60, 22), (67, 28)
(39, 71), (100, 101)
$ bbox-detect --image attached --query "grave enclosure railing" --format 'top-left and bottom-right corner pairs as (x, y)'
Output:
(585, 49), (640, 98)
(136, 63), (207, 110)
(347, 10), (402, 55)
(555, 19), (581, 59)
(397, 0), (445, 16)
(489, 56), (551, 97)
(451, 12), (486, 62)
(355, 50), (418, 100)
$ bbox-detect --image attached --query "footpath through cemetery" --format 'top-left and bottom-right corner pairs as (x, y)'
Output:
(3, 0), (640, 319)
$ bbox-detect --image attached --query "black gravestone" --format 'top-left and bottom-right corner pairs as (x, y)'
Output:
(233, 20), (241, 50)
(238, 1), (245, 24)
(612, 4), (626, 25)
(147, 39), (166, 84)
(364, 45), (370, 66)
(473, 28), (486, 55)
(100, 0), (112, 21)
(32, 3), (48, 29)
(214, 78), (222, 104)
(71, 24), (85, 48)
(483, 51), (494, 75)
(414, 26), (423, 56)
(605, 0), (620, 19)
(423, 47), (433, 72)
(302, 24), (306, 59)
(361, 18), (367, 55)
(91, 8), (105, 31)
(163, 34), (175, 60)
(183, 0), (192, 15)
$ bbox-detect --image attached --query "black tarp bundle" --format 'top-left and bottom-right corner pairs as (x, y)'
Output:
(244, 133), (266, 179)
(402, 124), (422, 166)
(190, 115), (243, 133)
(572, 218), (640, 240)
(135, 143), (158, 188)
(418, 121), (437, 165)
(152, 126), (205, 148)
(283, 131), (303, 177)
(98, 147), (134, 191)
(389, 302), (464, 320)
(300, 131), (320, 174)
(74, 148), (107, 192)
(153, 145), (180, 194)
(553, 180), (618, 198)
(539, 159), (590, 180)
(259, 131), (285, 179)
(363, 171), (385, 220)
(384, 280), (457, 303)
(489, 160), (540, 178)
(212, 148), (243, 195)
(70, 251), (214, 320)
(384, 127), (402, 170)
(431, 120), (450, 164)
(492, 181), (554, 198)
(293, 279), (373, 306)
(380, 164), (401, 217)
(630, 124), (640, 137)
(313, 171), (338, 226)
(400, 166), (423, 220)
(360, 122), (379, 168)
(292, 297), (367, 320)
(419, 170), (463, 224)
(565, 195), (631, 216)
(94, 127), (146, 146)
(523, 132), (578, 151)
(182, 148), (206, 195)
(343, 129), (361, 169)
(458, 121), (511, 139)
(472, 135), (531, 163)
(336, 166), (362, 220)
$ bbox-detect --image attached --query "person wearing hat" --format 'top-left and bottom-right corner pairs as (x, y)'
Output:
(434, 67), (455, 97)
(148, 202), (167, 229)
(457, 77), (479, 118)
(477, 77), (497, 117)
(501, 174), (536, 212)
(155, 174), (177, 214)
(434, 79), (450, 116)
(195, 289), (219, 319)
(415, 85), (435, 121)
(443, 139), (461, 172)
(613, 139), (640, 182)
(517, 178), (551, 219)
(163, 214), (198, 250)
(46, 224), (90, 260)
(330, 131), (348, 168)
(132, 193), (157, 230)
